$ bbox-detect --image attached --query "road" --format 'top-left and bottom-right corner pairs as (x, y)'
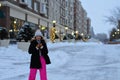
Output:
(1, 43), (120, 80)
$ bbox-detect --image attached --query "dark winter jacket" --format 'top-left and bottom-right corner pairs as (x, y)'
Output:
(28, 39), (51, 69)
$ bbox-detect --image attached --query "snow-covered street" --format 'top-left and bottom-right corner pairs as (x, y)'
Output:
(0, 42), (120, 80)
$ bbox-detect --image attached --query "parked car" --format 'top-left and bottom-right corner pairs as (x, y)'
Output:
(0, 26), (10, 47)
(0, 26), (9, 40)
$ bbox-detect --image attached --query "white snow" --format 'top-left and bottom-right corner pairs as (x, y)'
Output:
(0, 41), (120, 80)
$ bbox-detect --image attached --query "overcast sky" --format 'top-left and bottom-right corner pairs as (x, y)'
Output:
(80, 0), (120, 35)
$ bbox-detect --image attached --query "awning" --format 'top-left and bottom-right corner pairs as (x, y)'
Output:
(0, 10), (5, 18)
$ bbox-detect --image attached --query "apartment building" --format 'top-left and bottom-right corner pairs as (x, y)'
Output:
(0, 0), (90, 39)
(87, 18), (91, 35)
(0, 0), (51, 38)
(66, 0), (74, 31)
(74, 0), (90, 36)
(48, 0), (68, 35)
(48, 0), (61, 29)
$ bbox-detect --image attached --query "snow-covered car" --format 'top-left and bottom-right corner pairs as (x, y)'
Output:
(16, 25), (34, 42)
(0, 26), (9, 40)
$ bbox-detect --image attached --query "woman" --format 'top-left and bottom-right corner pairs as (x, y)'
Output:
(28, 29), (51, 80)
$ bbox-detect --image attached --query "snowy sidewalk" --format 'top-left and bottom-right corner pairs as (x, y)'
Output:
(0, 42), (120, 80)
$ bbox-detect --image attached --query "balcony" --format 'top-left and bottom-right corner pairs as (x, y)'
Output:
(19, 1), (27, 8)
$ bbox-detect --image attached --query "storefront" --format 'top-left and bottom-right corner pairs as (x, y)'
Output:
(0, 1), (70, 40)
(9, 17), (38, 39)
(0, 1), (50, 39)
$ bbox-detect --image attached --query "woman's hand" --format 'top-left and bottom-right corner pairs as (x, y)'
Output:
(39, 43), (43, 49)
(36, 44), (40, 48)
(36, 43), (43, 49)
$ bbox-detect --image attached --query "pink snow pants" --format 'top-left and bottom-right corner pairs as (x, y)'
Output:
(28, 56), (47, 80)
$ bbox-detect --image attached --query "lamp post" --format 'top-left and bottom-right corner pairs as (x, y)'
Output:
(41, 26), (45, 30)
(117, 29), (120, 35)
(65, 26), (68, 35)
(53, 20), (56, 27)
(81, 33), (84, 36)
(75, 31), (78, 40)
(65, 26), (68, 40)
(72, 31), (74, 36)
(0, 3), (2, 7)
(59, 29), (62, 41)
(117, 29), (120, 31)
(40, 25), (46, 36)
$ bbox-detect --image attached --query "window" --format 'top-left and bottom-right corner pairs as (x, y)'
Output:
(40, 3), (46, 14)
(27, 0), (32, 8)
(34, 2), (39, 12)
(20, 0), (27, 3)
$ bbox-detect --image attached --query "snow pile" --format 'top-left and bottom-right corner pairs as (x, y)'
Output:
(0, 42), (120, 80)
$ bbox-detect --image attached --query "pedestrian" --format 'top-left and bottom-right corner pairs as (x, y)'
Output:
(28, 29), (51, 80)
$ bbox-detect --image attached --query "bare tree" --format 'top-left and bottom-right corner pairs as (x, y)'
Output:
(105, 7), (120, 26)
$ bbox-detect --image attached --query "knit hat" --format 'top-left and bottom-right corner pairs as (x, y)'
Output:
(34, 29), (43, 37)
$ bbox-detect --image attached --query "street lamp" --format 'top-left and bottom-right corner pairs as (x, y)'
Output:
(39, 25), (46, 36)
(72, 31), (74, 36)
(81, 33), (83, 36)
(52, 20), (56, 27)
(65, 26), (68, 30)
(65, 26), (68, 34)
(41, 26), (46, 30)
(75, 31), (78, 34)
(14, 20), (17, 24)
(13, 20), (17, 32)
(117, 29), (120, 31)
(0, 3), (2, 7)
(112, 34), (115, 37)
(65, 26), (68, 40)
(53, 20), (56, 23)
(74, 31), (79, 40)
